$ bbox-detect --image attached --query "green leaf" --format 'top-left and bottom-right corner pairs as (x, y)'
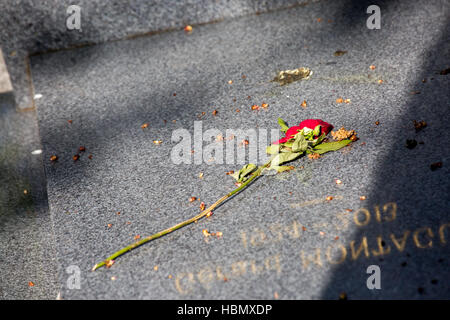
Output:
(292, 134), (308, 152)
(313, 125), (321, 137)
(270, 152), (302, 168)
(312, 139), (352, 154)
(266, 144), (281, 155)
(311, 134), (326, 147)
(230, 163), (258, 182)
(278, 118), (289, 133)
(270, 165), (295, 173)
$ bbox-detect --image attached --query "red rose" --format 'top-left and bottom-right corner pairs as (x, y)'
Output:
(273, 119), (333, 144)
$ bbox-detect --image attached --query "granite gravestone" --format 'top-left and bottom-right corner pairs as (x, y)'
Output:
(30, 0), (449, 299)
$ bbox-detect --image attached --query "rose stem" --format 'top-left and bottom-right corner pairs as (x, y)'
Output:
(92, 160), (272, 271)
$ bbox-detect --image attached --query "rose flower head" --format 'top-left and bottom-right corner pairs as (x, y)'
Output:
(273, 119), (333, 144)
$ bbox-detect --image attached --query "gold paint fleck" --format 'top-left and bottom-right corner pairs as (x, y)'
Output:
(273, 67), (312, 85)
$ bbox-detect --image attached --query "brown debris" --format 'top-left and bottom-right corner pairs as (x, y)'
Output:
(308, 153), (321, 160)
(339, 292), (347, 300)
(413, 120), (427, 132)
(106, 260), (115, 268)
(334, 50), (347, 56)
(430, 162), (443, 171)
(439, 68), (450, 75)
(331, 127), (358, 141)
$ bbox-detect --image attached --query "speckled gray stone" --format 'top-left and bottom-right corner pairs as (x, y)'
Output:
(0, 102), (58, 299)
(29, 0), (450, 299)
(0, 0), (314, 109)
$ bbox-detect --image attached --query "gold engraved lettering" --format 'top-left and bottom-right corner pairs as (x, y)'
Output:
(439, 223), (450, 245)
(175, 272), (195, 295)
(301, 248), (322, 270)
(382, 202), (397, 222)
(353, 208), (371, 226)
(326, 243), (347, 264)
(350, 237), (370, 260)
(390, 230), (410, 252)
(371, 236), (391, 256)
(241, 231), (248, 249)
(269, 223), (284, 242)
(197, 267), (214, 288)
(413, 227), (434, 248)
(265, 254), (282, 274)
(250, 228), (267, 247)
(250, 260), (264, 275)
(231, 261), (247, 277)
(286, 220), (302, 239)
(335, 212), (350, 231)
